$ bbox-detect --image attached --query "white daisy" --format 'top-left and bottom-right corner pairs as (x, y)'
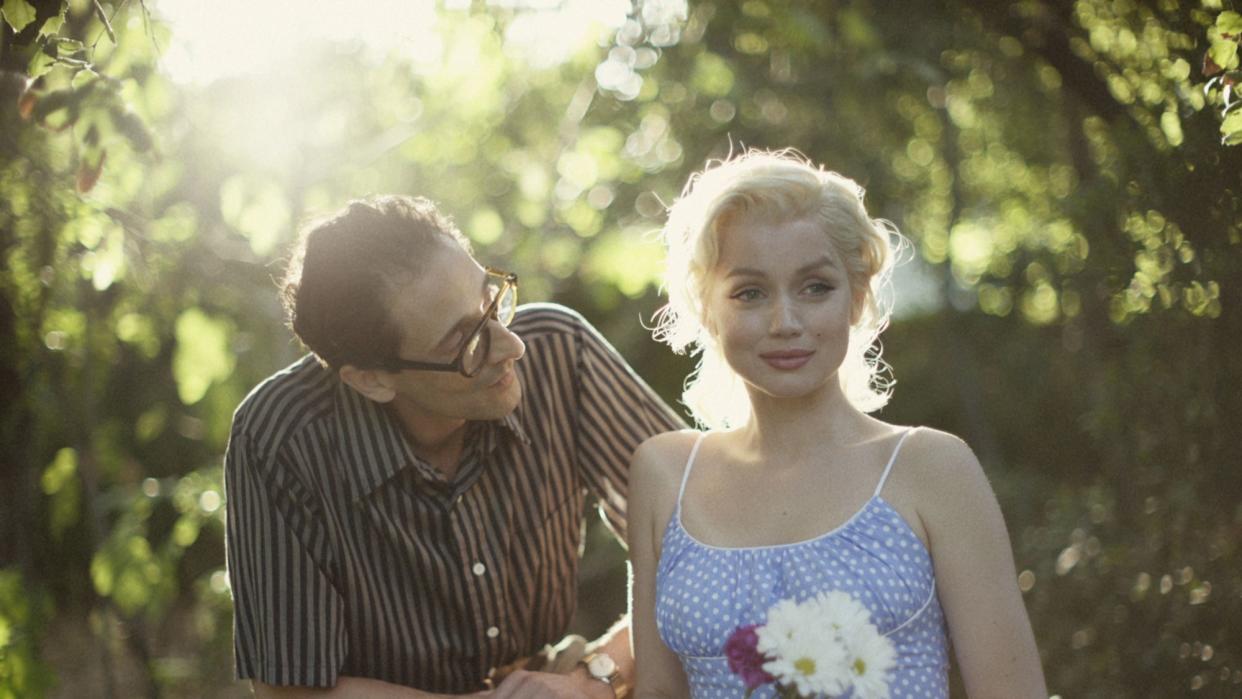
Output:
(844, 621), (897, 699)
(747, 591), (895, 698)
(812, 590), (873, 635)
(758, 597), (851, 696)
(760, 625), (849, 697)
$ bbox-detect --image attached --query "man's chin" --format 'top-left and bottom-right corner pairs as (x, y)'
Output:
(480, 376), (522, 419)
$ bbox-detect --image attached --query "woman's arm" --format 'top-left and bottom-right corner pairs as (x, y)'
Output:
(627, 435), (694, 699)
(916, 431), (1047, 698)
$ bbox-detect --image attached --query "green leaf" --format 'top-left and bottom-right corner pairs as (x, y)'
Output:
(1, 0), (36, 34)
(691, 52), (735, 97)
(49, 478), (81, 541)
(1221, 108), (1242, 145)
(40, 448), (76, 495)
(1170, 58), (1191, 82)
(134, 404), (167, 442)
(1160, 109), (1184, 147)
(171, 516), (200, 548)
(1217, 11), (1242, 36)
(92, 535), (165, 616)
(1209, 28), (1240, 71)
(27, 48), (55, 79)
(37, 10), (64, 38)
(172, 309), (235, 405)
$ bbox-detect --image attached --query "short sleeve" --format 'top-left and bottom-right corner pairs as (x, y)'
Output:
(572, 313), (686, 543)
(224, 430), (347, 687)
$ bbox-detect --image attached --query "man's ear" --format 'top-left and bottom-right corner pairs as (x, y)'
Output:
(339, 364), (398, 403)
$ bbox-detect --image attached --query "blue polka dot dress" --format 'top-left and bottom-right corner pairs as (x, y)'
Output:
(655, 429), (949, 698)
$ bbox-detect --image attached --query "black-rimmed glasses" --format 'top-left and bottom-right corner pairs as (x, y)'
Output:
(381, 268), (518, 378)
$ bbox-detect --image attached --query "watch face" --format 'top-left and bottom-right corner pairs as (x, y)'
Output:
(588, 653), (617, 678)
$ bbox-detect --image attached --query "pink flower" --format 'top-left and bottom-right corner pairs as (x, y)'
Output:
(725, 624), (776, 690)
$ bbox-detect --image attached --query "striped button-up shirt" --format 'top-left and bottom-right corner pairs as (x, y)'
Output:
(224, 303), (684, 692)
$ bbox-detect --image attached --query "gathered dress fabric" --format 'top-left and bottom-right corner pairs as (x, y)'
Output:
(655, 429), (950, 698)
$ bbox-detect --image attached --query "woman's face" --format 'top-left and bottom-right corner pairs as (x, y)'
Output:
(703, 212), (855, 401)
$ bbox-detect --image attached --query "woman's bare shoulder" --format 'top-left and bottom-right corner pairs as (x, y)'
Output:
(904, 426), (979, 467)
(629, 430), (703, 550)
(899, 426), (996, 513)
(632, 429), (704, 488)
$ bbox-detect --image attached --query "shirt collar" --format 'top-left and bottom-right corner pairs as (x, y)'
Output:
(496, 411), (532, 448)
(333, 381), (420, 502)
(333, 381), (532, 502)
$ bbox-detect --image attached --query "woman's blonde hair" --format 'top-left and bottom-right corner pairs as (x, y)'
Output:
(653, 149), (901, 429)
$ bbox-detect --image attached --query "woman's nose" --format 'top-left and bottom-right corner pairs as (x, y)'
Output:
(769, 296), (803, 336)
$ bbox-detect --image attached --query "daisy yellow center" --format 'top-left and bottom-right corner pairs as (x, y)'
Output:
(794, 657), (817, 676)
(853, 658), (867, 675)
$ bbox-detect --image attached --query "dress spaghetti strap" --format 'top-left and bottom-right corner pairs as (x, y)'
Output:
(873, 427), (919, 498)
(676, 432), (708, 511)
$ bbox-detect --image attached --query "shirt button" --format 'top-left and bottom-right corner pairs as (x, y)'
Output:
(486, 626), (500, 639)
(454, 495), (463, 507)
(472, 562), (486, 576)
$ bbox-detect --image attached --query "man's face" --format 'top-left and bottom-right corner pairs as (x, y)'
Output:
(380, 238), (526, 423)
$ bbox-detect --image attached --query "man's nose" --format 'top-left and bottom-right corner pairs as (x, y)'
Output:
(489, 321), (526, 363)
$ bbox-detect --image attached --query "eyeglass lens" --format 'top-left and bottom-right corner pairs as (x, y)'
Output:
(462, 283), (516, 376)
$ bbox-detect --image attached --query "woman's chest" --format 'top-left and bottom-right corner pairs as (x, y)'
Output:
(655, 504), (938, 657)
(678, 463), (879, 548)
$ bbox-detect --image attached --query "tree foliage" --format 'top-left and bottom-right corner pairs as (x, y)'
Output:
(1, 1), (1239, 696)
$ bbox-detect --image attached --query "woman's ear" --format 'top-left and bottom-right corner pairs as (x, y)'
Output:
(339, 364), (398, 403)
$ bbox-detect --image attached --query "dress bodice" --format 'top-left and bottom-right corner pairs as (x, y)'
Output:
(654, 430), (950, 699)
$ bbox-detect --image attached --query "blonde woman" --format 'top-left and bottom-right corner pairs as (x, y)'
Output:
(628, 150), (1045, 698)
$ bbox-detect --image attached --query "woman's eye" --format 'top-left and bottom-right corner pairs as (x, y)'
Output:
(731, 288), (763, 301)
(805, 282), (835, 295)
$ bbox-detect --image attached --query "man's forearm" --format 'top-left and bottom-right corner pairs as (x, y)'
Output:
(253, 676), (485, 699)
(585, 616), (634, 697)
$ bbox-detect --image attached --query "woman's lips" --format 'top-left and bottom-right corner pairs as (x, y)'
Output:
(759, 350), (814, 370)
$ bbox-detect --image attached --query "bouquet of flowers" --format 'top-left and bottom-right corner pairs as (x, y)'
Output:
(724, 591), (896, 699)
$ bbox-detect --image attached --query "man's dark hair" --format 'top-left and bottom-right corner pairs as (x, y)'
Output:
(281, 195), (472, 370)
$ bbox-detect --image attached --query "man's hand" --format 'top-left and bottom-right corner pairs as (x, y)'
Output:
(487, 667), (613, 699)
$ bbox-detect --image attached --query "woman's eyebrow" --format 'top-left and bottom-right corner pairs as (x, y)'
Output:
(724, 256), (839, 279)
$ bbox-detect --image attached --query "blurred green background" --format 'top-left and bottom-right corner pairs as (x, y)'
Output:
(2, 0), (1240, 696)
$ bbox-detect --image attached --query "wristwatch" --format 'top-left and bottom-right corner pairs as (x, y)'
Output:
(580, 651), (628, 697)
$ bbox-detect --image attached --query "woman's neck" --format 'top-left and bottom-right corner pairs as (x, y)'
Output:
(732, 381), (874, 464)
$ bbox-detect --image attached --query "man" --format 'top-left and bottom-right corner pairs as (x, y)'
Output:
(224, 195), (684, 697)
